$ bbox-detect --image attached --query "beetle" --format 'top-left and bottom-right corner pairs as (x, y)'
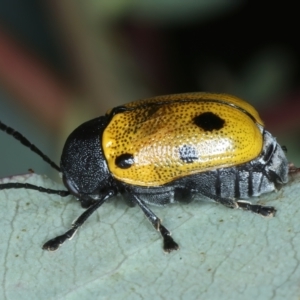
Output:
(0, 92), (290, 252)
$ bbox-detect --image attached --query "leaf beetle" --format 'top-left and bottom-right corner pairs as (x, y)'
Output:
(0, 92), (290, 252)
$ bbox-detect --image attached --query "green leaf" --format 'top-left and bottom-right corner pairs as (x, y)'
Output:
(1, 172), (300, 299)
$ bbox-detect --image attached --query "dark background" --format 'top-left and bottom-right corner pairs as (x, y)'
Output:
(0, 1), (299, 178)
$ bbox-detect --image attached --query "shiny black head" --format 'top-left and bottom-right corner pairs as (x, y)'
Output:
(61, 116), (114, 203)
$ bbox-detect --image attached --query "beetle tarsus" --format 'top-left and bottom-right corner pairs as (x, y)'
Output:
(159, 224), (179, 252)
(236, 200), (276, 217)
(42, 192), (112, 251)
(42, 228), (76, 251)
(130, 194), (179, 252)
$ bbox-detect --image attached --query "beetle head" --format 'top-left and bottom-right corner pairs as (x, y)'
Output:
(60, 116), (114, 203)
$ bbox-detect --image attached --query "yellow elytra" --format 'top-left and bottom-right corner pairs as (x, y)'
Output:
(102, 93), (264, 186)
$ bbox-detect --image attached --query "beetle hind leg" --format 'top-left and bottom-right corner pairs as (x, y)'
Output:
(207, 194), (276, 217)
(130, 194), (179, 253)
(236, 200), (276, 217)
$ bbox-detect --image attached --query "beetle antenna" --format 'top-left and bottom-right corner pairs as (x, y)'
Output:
(0, 182), (70, 196)
(0, 121), (61, 172)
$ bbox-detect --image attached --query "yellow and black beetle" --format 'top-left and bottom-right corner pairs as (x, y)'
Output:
(0, 93), (289, 252)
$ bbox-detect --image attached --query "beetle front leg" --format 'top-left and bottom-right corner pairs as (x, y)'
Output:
(130, 195), (179, 253)
(43, 191), (115, 251)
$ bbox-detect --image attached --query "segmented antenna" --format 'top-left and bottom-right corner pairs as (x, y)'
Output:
(0, 182), (70, 196)
(0, 121), (61, 172)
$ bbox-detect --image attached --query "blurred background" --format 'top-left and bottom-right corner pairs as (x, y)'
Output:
(0, 0), (299, 179)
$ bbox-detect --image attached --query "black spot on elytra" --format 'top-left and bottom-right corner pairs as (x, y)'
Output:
(194, 112), (225, 131)
(179, 145), (198, 163)
(115, 153), (134, 169)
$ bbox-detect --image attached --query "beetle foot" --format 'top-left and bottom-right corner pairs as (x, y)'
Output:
(236, 200), (276, 217)
(42, 228), (77, 251)
(159, 224), (179, 253)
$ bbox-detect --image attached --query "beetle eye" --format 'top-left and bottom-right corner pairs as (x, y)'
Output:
(63, 176), (79, 196)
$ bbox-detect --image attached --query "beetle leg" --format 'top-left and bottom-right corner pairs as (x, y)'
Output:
(236, 200), (276, 217)
(130, 194), (179, 253)
(42, 190), (115, 251)
(207, 194), (276, 217)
